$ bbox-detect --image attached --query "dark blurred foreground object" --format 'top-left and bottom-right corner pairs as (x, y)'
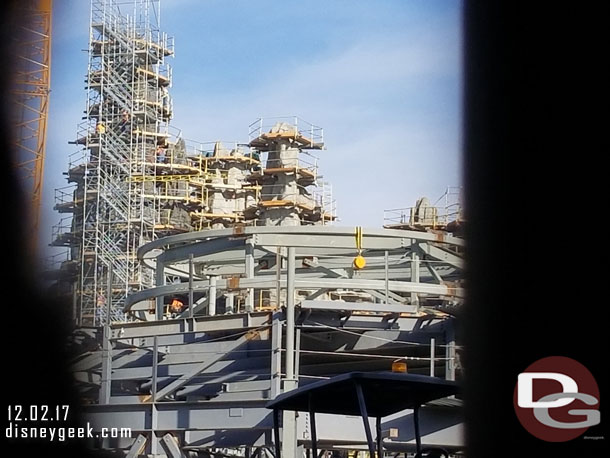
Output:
(1, 1), (96, 455)
(463, 1), (607, 457)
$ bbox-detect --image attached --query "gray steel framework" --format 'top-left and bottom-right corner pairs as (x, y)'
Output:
(73, 226), (464, 456)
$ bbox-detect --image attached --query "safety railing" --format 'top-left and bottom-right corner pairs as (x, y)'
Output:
(141, 180), (204, 204)
(248, 116), (324, 147)
(43, 250), (71, 272)
(263, 152), (318, 180)
(383, 206), (460, 228)
(258, 184), (321, 210)
(384, 188), (464, 229)
(184, 140), (248, 157)
(51, 217), (76, 246)
(54, 185), (78, 211)
(312, 180), (336, 225)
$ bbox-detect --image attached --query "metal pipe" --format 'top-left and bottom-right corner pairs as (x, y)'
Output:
(285, 246), (296, 380)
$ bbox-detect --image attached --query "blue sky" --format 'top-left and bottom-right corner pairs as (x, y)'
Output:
(43, 0), (463, 249)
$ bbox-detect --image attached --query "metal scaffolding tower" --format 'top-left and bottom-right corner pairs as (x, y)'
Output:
(52, 0), (180, 326)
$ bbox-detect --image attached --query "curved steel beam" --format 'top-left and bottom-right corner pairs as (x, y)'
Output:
(124, 277), (464, 311)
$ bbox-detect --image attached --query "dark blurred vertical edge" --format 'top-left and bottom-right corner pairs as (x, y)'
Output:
(1, 1), (91, 455)
(463, 1), (608, 457)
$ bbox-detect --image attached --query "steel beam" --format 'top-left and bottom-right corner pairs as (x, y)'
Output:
(125, 277), (463, 311)
(161, 433), (187, 458)
(157, 238), (245, 265)
(110, 312), (271, 340)
(84, 401), (271, 432)
(415, 242), (464, 269)
(137, 227), (463, 271)
(299, 300), (417, 314)
(125, 434), (147, 458)
(154, 334), (249, 400)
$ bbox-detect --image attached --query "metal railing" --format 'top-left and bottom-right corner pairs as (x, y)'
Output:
(383, 205), (462, 228)
(263, 153), (318, 179)
(384, 187), (463, 229)
(248, 116), (324, 147)
(43, 250), (71, 272)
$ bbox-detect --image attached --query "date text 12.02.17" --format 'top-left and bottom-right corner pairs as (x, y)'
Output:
(7, 405), (69, 422)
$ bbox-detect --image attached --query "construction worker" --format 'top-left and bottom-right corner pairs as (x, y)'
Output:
(169, 298), (185, 318)
(96, 290), (106, 310)
(156, 145), (167, 163)
(156, 138), (168, 163)
(251, 150), (261, 171)
(119, 109), (130, 133)
(95, 121), (106, 135)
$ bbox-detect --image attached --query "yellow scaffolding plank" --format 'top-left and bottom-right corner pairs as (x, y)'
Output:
(259, 200), (316, 211)
(195, 155), (260, 165)
(190, 212), (241, 219)
(263, 167), (315, 178)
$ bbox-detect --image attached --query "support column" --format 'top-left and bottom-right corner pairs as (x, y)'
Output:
(150, 404), (159, 455)
(208, 275), (217, 316)
(270, 312), (282, 399)
(276, 247), (282, 308)
(150, 335), (159, 454)
(355, 382), (376, 456)
(384, 250), (389, 304)
(430, 337), (436, 377)
(100, 265), (112, 405)
(155, 258), (165, 320)
(282, 246), (298, 457)
(445, 318), (456, 381)
(410, 251), (420, 307)
(225, 292), (235, 314)
(188, 253), (194, 318)
(245, 238), (255, 312)
(285, 246), (296, 381)
(308, 394), (318, 457)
